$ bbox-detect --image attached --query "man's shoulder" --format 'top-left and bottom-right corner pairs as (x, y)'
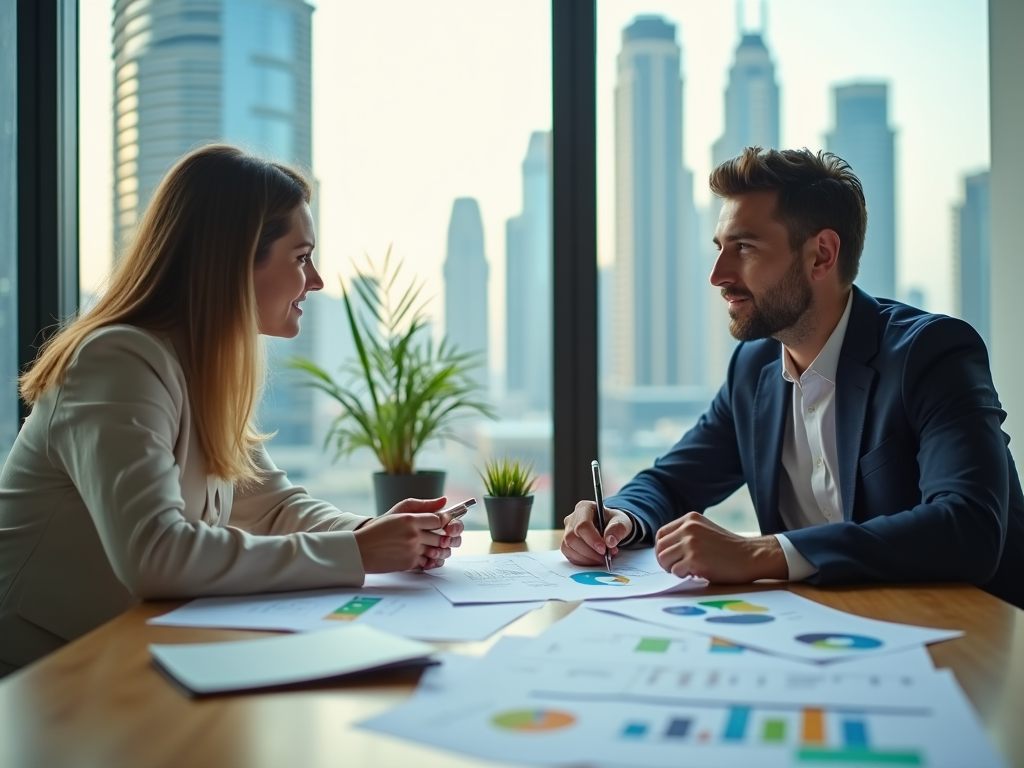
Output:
(870, 297), (984, 357)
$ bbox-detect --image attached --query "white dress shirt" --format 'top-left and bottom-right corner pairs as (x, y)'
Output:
(774, 291), (854, 580)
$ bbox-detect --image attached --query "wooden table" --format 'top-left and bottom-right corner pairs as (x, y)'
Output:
(1, 530), (1022, 768)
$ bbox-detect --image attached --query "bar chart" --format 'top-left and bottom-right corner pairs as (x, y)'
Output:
(615, 703), (923, 765)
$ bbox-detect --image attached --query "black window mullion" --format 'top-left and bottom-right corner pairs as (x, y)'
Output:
(551, 0), (597, 528)
(16, 0), (78, 423)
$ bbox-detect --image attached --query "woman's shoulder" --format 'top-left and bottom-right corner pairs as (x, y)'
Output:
(67, 324), (185, 392)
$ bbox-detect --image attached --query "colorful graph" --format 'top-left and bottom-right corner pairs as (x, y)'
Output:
(570, 572), (630, 586)
(661, 599), (776, 624)
(796, 633), (884, 650)
(699, 599), (770, 613)
(635, 638), (672, 653)
(663, 605), (706, 616)
(323, 596), (382, 621)
(613, 704), (922, 764)
(706, 614), (775, 625)
(709, 637), (745, 654)
(491, 709), (576, 732)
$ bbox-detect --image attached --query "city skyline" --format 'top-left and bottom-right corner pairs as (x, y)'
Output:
(80, 1), (991, 382)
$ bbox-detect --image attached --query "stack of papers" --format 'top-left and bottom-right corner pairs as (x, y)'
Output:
(147, 547), (1005, 767)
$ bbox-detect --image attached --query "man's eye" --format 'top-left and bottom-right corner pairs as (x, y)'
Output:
(298, 253), (311, 263)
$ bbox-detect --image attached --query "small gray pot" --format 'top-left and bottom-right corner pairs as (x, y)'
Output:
(373, 471), (446, 516)
(484, 495), (534, 543)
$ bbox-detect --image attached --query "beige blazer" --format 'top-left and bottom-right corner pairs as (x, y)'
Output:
(0, 325), (371, 669)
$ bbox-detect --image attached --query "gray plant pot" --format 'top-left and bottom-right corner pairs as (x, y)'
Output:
(373, 471), (446, 517)
(484, 495), (534, 543)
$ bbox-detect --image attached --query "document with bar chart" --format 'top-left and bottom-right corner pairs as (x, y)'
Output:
(362, 661), (1004, 767)
(147, 587), (542, 642)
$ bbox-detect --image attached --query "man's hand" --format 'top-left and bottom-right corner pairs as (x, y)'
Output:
(355, 497), (457, 572)
(561, 501), (633, 566)
(654, 512), (788, 582)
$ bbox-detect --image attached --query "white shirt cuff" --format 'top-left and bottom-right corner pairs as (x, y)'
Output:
(774, 534), (819, 581)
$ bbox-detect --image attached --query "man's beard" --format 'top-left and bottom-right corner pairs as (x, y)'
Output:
(725, 254), (813, 342)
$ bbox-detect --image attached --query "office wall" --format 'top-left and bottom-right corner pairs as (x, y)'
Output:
(990, 0), (1024, 443)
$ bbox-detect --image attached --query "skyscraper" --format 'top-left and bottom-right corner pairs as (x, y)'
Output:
(506, 131), (551, 413)
(112, 0), (317, 453)
(613, 16), (701, 389)
(707, 24), (780, 387)
(711, 32), (779, 168)
(827, 83), (896, 300)
(954, 170), (991, 345)
(443, 198), (489, 389)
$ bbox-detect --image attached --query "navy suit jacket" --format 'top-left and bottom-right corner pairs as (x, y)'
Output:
(605, 287), (1024, 608)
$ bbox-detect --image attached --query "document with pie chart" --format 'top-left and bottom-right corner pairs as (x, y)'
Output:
(424, 548), (707, 605)
(590, 590), (962, 662)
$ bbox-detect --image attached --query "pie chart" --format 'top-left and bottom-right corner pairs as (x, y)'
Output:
(706, 614), (775, 624)
(570, 572), (630, 586)
(662, 605), (707, 617)
(796, 633), (883, 650)
(491, 709), (577, 732)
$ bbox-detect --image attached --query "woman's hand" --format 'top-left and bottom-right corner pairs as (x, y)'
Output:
(354, 497), (457, 572)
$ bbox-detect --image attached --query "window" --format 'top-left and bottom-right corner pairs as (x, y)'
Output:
(596, 1), (989, 531)
(79, 0), (553, 528)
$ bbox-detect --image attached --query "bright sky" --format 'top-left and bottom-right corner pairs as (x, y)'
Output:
(80, 0), (989, 374)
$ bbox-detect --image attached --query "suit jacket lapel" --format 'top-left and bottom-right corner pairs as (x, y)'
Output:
(753, 357), (789, 534)
(836, 287), (880, 521)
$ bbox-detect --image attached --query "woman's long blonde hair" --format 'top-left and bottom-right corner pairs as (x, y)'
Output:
(20, 144), (312, 485)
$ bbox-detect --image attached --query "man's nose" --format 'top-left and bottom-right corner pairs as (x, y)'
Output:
(709, 251), (733, 288)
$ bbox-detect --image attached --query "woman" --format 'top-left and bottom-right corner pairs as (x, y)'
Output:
(0, 145), (462, 675)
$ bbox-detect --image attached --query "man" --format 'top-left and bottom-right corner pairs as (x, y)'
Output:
(562, 147), (1024, 608)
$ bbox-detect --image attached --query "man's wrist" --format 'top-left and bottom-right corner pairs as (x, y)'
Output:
(749, 535), (789, 580)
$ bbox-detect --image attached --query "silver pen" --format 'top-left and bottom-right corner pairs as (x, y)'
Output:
(591, 460), (614, 571)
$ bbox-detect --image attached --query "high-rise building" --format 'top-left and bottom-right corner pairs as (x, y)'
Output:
(443, 198), (489, 389)
(827, 83), (896, 300)
(954, 170), (991, 345)
(613, 16), (701, 389)
(112, 0), (317, 456)
(707, 24), (780, 387)
(711, 32), (779, 169)
(505, 131), (551, 413)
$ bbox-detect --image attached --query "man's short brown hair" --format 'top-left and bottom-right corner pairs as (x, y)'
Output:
(709, 147), (867, 286)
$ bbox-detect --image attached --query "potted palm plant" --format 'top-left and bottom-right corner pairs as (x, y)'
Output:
(479, 456), (538, 543)
(289, 249), (494, 515)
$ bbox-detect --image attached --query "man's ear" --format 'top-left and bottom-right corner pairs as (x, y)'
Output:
(808, 229), (841, 281)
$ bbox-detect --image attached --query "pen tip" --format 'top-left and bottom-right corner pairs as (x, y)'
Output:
(591, 460), (599, 468)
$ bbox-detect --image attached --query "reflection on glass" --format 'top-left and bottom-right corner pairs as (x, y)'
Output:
(80, 1), (553, 529)
(597, 1), (988, 532)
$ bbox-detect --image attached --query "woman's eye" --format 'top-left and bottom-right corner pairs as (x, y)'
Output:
(298, 253), (310, 263)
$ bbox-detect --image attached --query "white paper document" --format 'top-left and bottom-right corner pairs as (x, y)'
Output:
(361, 654), (1004, 768)
(425, 548), (706, 605)
(591, 590), (962, 662)
(151, 624), (434, 695)
(149, 587), (543, 642)
(523, 605), (935, 673)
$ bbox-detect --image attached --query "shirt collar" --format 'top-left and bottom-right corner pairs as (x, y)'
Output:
(781, 290), (854, 385)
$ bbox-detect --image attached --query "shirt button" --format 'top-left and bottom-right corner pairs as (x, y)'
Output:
(822, 507), (830, 516)
(807, 406), (816, 414)
(816, 458), (823, 468)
